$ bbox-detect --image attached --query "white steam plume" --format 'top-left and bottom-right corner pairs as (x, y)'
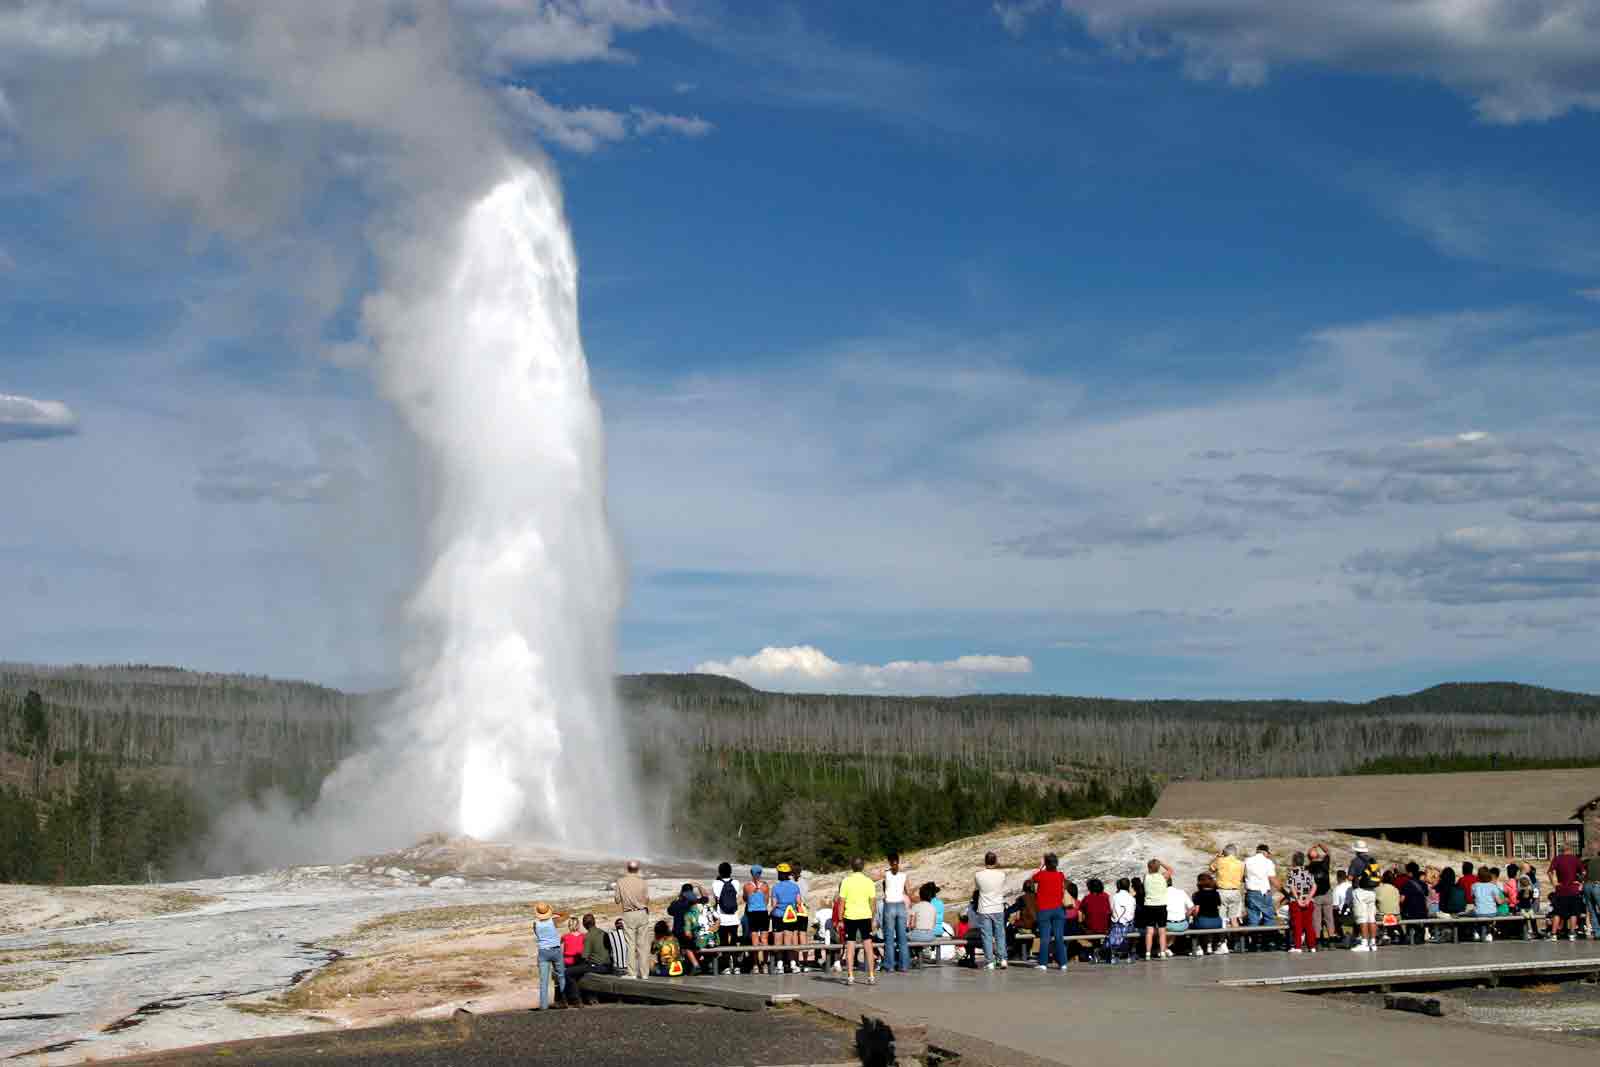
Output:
(0, 4), (650, 861)
(366, 165), (635, 846)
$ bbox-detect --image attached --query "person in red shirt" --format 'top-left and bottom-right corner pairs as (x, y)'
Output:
(1080, 878), (1112, 962)
(1548, 844), (1586, 940)
(1030, 852), (1069, 971)
(1458, 860), (1478, 904)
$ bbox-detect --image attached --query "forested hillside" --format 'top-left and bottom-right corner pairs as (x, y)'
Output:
(4, 665), (1599, 883)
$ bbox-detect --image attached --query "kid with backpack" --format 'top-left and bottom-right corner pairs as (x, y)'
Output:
(712, 863), (742, 967)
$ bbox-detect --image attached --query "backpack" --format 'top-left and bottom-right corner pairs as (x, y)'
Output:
(718, 878), (739, 915)
(1356, 858), (1381, 891)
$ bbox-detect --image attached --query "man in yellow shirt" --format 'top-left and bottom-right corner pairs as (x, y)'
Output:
(1209, 843), (1245, 954)
(835, 856), (877, 986)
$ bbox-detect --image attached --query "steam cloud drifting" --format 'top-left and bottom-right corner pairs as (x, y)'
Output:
(1, 3), (646, 859)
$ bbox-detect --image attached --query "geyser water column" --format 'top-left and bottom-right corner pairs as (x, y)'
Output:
(371, 161), (638, 849)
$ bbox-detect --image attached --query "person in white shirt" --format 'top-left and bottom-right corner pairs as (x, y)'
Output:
(1243, 843), (1280, 936)
(1109, 878), (1137, 963)
(1165, 883), (1197, 956)
(880, 851), (911, 974)
(1330, 870), (1353, 948)
(973, 851), (1009, 969)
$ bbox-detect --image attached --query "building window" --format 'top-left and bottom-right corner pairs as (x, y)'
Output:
(1467, 830), (1506, 856)
(1556, 829), (1581, 855)
(1511, 830), (1548, 861)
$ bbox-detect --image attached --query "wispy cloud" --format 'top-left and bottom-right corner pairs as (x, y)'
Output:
(504, 88), (715, 152)
(1054, 0), (1600, 122)
(0, 393), (78, 441)
(696, 644), (1032, 695)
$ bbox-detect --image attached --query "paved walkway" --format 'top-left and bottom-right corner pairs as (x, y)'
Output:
(685, 941), (1600, 1065)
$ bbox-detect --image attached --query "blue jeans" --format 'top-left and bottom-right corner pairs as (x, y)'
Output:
(1246, 890), (1275, 926)
(976, 911), (1006, 965)
(882, 902), (909, 971)
(1584, 883), (1600, 937)
(1035, 906), (1067, 968)
(537, 946), (565, 1008)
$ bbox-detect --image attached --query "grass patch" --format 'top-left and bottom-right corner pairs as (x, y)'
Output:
(0, 940), (130, 966)
(352, 903), (531, 938)
(262, 943), (527, 1014)
(0, 969), (59, 992)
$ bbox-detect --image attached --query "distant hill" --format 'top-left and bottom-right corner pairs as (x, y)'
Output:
(5, 663), (1599, 882)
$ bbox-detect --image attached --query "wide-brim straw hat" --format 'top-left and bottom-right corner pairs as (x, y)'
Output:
(533, 901), (554, 920)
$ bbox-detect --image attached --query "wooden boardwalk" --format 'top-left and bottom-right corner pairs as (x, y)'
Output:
(601, 939), (1600, 1065)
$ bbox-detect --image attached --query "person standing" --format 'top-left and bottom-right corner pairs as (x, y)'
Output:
(581, 913), (611, 975)
(1584, 847), (1600, 941)
(1348, 841), (1381, 952)
(1030, 852), (1069, 972)
(1243, 844), (1279, 943)
(837, 857), (878, 986)
(1209, 844), (1246, 945)
(770, 863), (806, 974)
(1140, 857), (1175, 960)
(974, 851), (1010, 969)
(1307, 844), (1334, 945)
(1548, 843), (1586, 941)
(533, 902), (565, 1009)
(1284, 852), (1317, 953)
(880, 852), (911, 974)
(744, 864), (772, 974)
(712, 862), (743, 958)
(614, 860), (652, 979)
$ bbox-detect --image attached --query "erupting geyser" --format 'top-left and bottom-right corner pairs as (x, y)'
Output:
(370, 161), (637, 849)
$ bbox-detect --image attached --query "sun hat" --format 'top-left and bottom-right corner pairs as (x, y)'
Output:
(533, 901), (554, 920)
(1353, 841), (1369, 852)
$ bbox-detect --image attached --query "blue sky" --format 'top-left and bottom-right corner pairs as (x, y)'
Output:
(3, 1), (1600, 699)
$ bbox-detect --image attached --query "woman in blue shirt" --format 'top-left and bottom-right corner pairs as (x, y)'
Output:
(534, 901), (565, 1009)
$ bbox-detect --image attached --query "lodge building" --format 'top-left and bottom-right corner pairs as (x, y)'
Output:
(1151, 768), (1600, 860)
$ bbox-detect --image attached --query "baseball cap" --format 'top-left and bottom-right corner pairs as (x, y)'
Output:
(776, 862), (792, 874)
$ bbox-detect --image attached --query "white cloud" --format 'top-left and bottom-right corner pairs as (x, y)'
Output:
(994, 0), (1051, 36)
(195, 459), (334, 503)
(0, 393), (79, 441)
(503, 90), (715, 152)
(1057, 0), (1600, 122)
(463, 0), (679, 69)
(503, 86), (628, 153)
(695, 645), (1033, 695)
(630, 107), (713, 137)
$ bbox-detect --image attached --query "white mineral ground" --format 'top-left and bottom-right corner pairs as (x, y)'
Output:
(1, 819), (1587, 1064)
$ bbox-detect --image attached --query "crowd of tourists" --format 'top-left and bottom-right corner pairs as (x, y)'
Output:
(526, 844), (1600, 1006)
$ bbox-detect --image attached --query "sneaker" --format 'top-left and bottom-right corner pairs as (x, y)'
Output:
(1288, 947), (1303, 954)
(1309, 947), (1317, 953)
(1215, 943), (1230, 955)
(845, 974), (855, 986)
(984, 962), (996, 971)
(1350, 943), (1370, 953)
(1484, 933), (1494, 942)
(998, 960), (1008, 969)
(1161, 949), (1174, 959)
(866, 975), (878, 985)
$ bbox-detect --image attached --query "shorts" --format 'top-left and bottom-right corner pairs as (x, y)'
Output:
(1351, 888), (1377, 925)
(1217, 888), (1244, 923)
(1193, 915), (1224, 930)
(747, 911), (771, 933)
(842, 918), (873, 942)
(781, 916), (808, 933)
(1554, 894), (1585, 919)
(1166, 920), (1190, 934)
(1135, 905), (1166, 929)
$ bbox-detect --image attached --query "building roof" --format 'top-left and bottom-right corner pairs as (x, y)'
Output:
(1150, 769), (1600, 830)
